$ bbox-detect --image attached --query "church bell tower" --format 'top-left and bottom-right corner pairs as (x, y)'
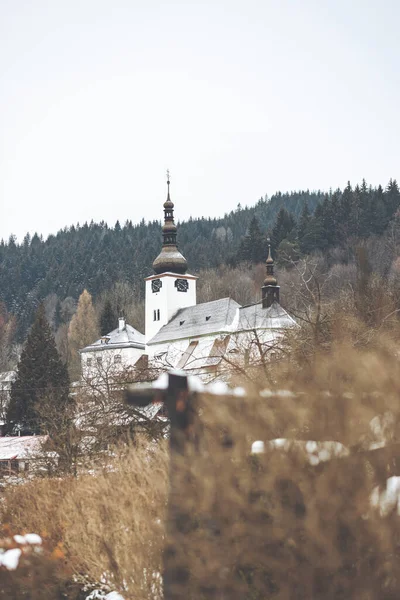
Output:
(261, 239), (280, 308)
(145, 173), (197, 343)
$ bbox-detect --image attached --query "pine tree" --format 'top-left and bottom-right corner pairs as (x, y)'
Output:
(238, 216), (266, 263)
(372, 185), (387, 235)
(298, 203), (312, 254)
(6, 304), (70, 435)
(307, 204), (328, 252)
(385, 179), (400, 221)
(350, 184), (363, 237)
(68, 289), (99, 380)
(100, 299), (117, 335)
(338, 181), (353, 240)
(271, 208), (296, 251)
(359, 179), (373, 238)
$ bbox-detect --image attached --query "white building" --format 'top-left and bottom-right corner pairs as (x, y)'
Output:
(80, 176), (296, 381)
(80, 318), (145, 378)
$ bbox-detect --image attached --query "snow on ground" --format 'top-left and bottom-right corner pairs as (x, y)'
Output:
(13, 533), (42, 545)
(251, 438), (350, 465)
(370, 476), (400, 517)
(86, 591), (125, 600)
(0, 547), (22, 570)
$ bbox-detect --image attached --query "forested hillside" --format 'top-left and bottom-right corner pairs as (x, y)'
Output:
(0, 188), (322, 339)
(0, 179), (399, 343)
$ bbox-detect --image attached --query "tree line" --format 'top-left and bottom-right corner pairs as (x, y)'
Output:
(238, 179), (400, 264)
(0, 189), (322, 340)
(0, 178), (399, 354)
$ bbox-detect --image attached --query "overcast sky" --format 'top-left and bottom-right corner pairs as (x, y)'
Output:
(0, 0), (399, 241)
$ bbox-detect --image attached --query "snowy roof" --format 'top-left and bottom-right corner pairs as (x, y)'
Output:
(0, 371), (17, 385)
(148, 297), (296, 346)
(237, 302), (297, 331)
(0, 436), (48, 461)
(147, 297), (241, 345)
(81, 323), (145, 353)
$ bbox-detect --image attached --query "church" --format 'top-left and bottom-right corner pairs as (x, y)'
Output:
(80, 178), (296, 382)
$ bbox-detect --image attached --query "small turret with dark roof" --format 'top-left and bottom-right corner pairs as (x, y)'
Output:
(152, 173), (188, 275)
(262, 239), (280, 308)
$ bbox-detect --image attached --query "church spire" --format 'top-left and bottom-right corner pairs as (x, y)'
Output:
(152, 172), (188, 275)
(262, 239), (280, 308)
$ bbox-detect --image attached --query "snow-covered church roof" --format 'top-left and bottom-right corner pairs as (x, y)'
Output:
(237, 302), (297, 331)
(81, 318), (145, 353)
(147, 297), (240, 345)
(147, 297), (296, 346)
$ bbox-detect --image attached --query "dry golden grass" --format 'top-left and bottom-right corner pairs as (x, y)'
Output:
(62, 438), (168, 598)
(1, 438), (169, 599)
(3, 330), (400, 599)
(164, 359), (400, 599)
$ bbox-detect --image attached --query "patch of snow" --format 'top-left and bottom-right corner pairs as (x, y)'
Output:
(187, 375), (205, 393)
(13, 535), (26, 545)
(271, 438), (287, 448)
(370, 476), (400, 517)
(13, 533), (42, 545)
(233, 386), (246, 397)
(367, 442), (387, 450)
(260, 389), (295, 398)
(370, 411), (395, 444)
(24, 533), (42, 545)
(85, 591), (107, 600)
(251, 440), (265, 454)
(306, 441), (318, 453)
(152, 372), (169, 390)
(267, 439), (350, 465)
(206, 381), (230, 395)
(0, 547), (22, 570)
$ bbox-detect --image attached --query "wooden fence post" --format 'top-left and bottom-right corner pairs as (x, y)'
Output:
(125, 372), (199, 600)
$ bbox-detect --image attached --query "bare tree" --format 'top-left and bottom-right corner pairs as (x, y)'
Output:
(74, 355), (167, 463)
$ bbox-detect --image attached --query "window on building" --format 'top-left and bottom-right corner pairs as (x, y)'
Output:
(114, 354), (121, 364)
(96, 356), (103, 365)
(153, 309), (160, 321)
(87, 358), (92, 366)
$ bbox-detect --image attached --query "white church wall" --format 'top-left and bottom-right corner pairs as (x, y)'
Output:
(148, 327), (288, 382)
(148, 334), (216, 368)
(145, 272), (197, 343)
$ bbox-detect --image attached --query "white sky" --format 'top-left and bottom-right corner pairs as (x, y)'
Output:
(0, 0), (399, 241)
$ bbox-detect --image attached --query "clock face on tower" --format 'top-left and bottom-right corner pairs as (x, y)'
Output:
(175, 278), (189, 293)
(151, 278), (162, 293)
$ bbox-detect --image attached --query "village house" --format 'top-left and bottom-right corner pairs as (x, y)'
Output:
(80, 177), (296, 381)
(0, 435), (49, 476)
(80, 317), (145, 379)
